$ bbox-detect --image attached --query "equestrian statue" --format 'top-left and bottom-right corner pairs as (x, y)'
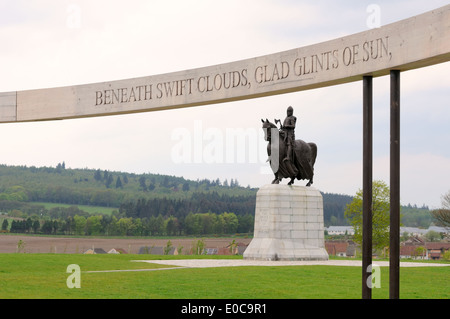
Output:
(261, 106), (317, 186)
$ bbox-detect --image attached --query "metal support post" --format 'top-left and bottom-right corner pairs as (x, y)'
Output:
(390, 70), (401, 299)
(362, 76), (373, 299)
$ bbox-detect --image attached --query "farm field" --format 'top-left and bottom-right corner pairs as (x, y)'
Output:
(0, 253), (448, 299)
(0, 234), (250, 254)
(34, 201), (118, 215)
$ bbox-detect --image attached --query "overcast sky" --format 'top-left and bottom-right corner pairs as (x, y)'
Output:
(0, 1), (449, 208)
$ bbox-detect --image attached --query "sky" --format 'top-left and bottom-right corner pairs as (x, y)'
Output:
(0, 0), (449, 208)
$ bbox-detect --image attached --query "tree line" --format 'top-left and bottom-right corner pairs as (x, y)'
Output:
(118, 192), (255, 219)
(3, 210), (253, 237)
(322, 192), (354, 226)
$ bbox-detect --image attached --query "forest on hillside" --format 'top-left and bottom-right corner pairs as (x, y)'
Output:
(0, 163), (255, 207)
(0, 163), (435, 237)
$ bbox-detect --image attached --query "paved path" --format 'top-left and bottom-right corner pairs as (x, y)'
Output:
(83, 259), (448, 273)
(134, 259), (450, 268)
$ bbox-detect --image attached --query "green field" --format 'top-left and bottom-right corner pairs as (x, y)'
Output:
(0, 254), (448, 299)
(34, 202), (118, 215)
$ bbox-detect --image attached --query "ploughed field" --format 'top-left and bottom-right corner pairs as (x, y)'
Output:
(0, 234), (251, 254)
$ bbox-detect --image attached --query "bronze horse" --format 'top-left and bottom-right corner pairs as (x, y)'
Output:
(261, 119), (317, 186)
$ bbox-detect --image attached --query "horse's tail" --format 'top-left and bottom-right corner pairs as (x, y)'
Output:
(308, 142), (317, 167)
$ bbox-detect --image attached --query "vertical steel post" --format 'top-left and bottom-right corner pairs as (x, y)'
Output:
(362, 76), (373, 299)
(390, 70), (401, 299)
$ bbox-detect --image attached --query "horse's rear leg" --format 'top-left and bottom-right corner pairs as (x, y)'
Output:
(288, 177), (295, 185)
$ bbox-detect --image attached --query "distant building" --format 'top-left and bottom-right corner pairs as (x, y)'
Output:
(427, 226), (450, 234)
(325, 226), (354, 236)
(400, 238), (450, 260)
(108, 248), (127, 254)
(325, 241), (356, 257)
(138, 246), (178, 255)
(84, 248), (107, 254)
(400, 227), (428, 237)
(325, 226), (449, 237)
(400, 226), (449, 236)
(224, 242), (248, 255)
(205, 248), (218, 255)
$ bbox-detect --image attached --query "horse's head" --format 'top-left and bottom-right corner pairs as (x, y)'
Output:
(261, 118), (277, 141)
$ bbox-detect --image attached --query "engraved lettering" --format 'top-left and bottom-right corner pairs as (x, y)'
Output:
(362, 36), (391, 62)
(313, 54), (322, 72)
(120, 88), (127, 103)
(343, 46), (352, 66)
(254, 63), (290, 83)
(370, 40), (378, 59)
(129, 87), (136, 102)
(94, 37), (392, 106)
(241, 69), (249, 88)
(144, 84), (152, 100)
(223, 72), (231, 89)
(198, 76), (206, 93)
(332, 49), (339, 68)
(293, 58), (302, 76)
(95, 85), (155, 106)
(214, 74), (222, 90)
(254, 66), (264, 84)
(111, 89), (119, 104)
(323, 51), (331, 70)
(198, 70), (247, 92)
(156, 82), (163, 98)
(352, 44), (359, 64)
(104, 89), (111, 104)
(380, 36), (390, 59)
(272, 64), (280, 80)
(232, 71), (241, 88)
(363, 41), (370, 61)
(95, 91), (103, 106)
(206, 76), (213, 92)
(164, 81), (176, 96)
(303, 56), (311, 74)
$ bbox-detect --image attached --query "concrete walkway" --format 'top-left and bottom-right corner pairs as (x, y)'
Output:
(134, 259), (450, 268)
(82, 259), (448, 273)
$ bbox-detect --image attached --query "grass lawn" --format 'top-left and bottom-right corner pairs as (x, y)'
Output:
(0, 254), (448, 299)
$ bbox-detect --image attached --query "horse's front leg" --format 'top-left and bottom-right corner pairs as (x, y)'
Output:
(288, 177), (295, 185)
(271, 173), (280, 184)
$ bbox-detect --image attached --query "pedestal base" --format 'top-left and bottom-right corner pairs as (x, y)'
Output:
(243, 184), (328, 261)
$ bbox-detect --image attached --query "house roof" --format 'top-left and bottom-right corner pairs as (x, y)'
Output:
(425, 242), (450, 250)
(325, 241), (349, 254)
(404, 237), (425, 245)
(400, 245), (424, 256)
(108, 248), (127, 254)
(84, 248), (107, 254)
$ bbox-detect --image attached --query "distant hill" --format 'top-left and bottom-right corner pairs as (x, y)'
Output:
(0, 163), (256, 207)
(0, 163), (434, 227)
(322, 192), (353, 226)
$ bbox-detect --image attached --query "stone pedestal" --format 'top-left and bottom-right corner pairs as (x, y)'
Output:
(243, 184), (328, 261)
